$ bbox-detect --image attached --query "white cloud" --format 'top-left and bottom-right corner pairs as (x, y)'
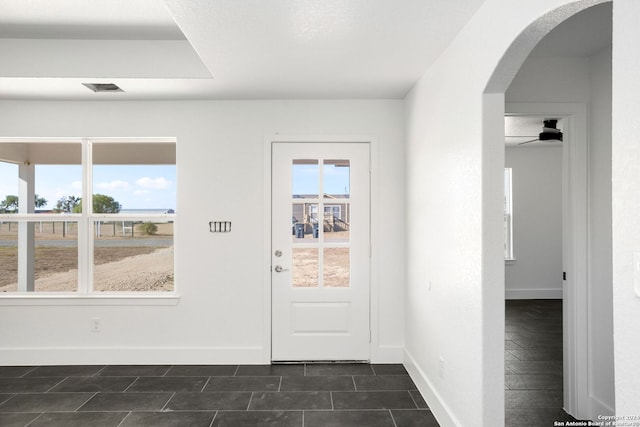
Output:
(71, 181), (82, 190)
(133, 190), (150, 196)
(136, 177), (171, 190)
(96, 180), (130, 191)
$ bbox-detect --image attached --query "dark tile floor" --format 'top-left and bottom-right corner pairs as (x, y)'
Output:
(0, 363), (440, 426)
(505, 299), (579, 427)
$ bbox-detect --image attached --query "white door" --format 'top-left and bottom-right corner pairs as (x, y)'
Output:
(271, 142), (370, 361)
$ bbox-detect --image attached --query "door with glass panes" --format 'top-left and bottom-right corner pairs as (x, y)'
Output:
(271, 142), (370, 361)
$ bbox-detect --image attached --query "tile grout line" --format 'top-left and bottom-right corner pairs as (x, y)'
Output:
(208, 411), (218, 427)
(45, 376), (68, 392)
(122, 376), (139, 392)
(330, 391), (334, 410)
(24, 412), (45, 427)
(116, 411), (133, 427)
(160, 391), (175, 411)
(94, 366), (108, 377)
(233, 365), (240, 376)
(278, 376), (283, 392)
(246, 391), (254, 411)
(75, 391), (98, 411)
(200, 376), (212, 393)
(389, 409), (399, 427)
(352, 375), (357, 392)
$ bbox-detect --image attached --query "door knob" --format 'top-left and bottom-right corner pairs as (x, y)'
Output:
(274, 265), (289, 273)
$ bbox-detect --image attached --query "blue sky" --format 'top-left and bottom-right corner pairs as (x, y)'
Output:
(292, 163), (350, 195)
(0, 163), (176, 210)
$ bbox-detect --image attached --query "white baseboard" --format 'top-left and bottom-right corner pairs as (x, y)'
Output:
(505, 288), (562, 299)
(0, 346), (266, 366)
(404, 349), (460, 427)
(371, 345), (404, 363)
(589, 394), (615, 421)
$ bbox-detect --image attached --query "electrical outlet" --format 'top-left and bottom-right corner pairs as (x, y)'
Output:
(439, 357), (445, 379)
(91, 317), (101, 333)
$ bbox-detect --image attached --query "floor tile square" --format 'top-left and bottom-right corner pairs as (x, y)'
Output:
(0, 413), (42, 427)
(249, 391), (332, 410)
(0, 367), (34, 378)
(354, 375), (417, 391)
(212, 410), (302, 427)
(165, 365), (237, 376)
(29, 411), (128, 427)
(26, 366), (104, 377)
(204, 376), (280, 392)
(126, 376), (208, 392)
(392, 409), (441, 427)
(165, 392), (251, 411)
(0, 393), (94, 412)
(280, 375), (355, 391)
(0, 378), (64, 393)
(236, 364), (304, 376)
(371, 364), (408, 375)
(506, 361), (562, 375)
(505, 389), (563, 409)
(78, 392), (172, 411)
(332, 391), (417, 410)
(305, 364), (374, 376)
(98, 365), (171, 377)
(120, 411), (216, 427)
(505, 374), (562, 390)
(304, 410), (395, 427)
(50, 376), (136, 392)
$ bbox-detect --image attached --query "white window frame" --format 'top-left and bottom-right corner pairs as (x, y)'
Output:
(0, 137), (178, 304)
(504, 167), (514, 261)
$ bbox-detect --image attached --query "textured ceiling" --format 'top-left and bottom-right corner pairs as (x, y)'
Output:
(0, 0), (613, 100)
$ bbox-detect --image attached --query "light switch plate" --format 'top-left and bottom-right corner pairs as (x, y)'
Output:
(634, 252), (640, 297)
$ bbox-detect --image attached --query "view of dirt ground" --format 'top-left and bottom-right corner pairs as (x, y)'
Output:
(0, 221), (173, 292)
(0, 222), (349, 292)
(292, 230), (350, 287)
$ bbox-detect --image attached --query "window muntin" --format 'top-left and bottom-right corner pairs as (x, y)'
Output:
(0, 139), (176, 295)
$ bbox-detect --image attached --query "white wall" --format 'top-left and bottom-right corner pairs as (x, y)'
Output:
(589, 46), (615, 417)
(0, 99), (406, 364)
(404, 1), (609, 426)
(612, 0), (640, 415)
(505, 145), (563, 299)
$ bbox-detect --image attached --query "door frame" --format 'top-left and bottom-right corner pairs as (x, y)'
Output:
(262, 134), (379, 363)
(505, 103), (589, 418)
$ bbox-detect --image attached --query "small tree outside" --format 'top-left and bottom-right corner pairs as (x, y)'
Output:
(139, 222), (158, 235)
(72, 194), (122, 214)
(55, 195), (81, 213)
(0, 195), (46, 212)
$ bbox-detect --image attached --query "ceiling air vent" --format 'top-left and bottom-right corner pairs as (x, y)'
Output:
(82, 83), (124, 93)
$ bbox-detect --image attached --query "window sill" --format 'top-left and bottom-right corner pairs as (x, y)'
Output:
(0, 294), (180, 306)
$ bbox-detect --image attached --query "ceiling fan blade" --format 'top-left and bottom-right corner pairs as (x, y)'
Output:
(517, 138), (539, 145)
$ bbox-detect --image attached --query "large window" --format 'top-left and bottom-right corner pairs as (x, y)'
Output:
(0, 139), (176, 294)
(504, 167), (514, 260)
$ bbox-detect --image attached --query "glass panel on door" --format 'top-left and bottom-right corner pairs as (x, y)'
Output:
(292, 247), (319, 288)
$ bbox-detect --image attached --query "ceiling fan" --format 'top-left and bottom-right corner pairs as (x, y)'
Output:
(515, 119), (563, 145)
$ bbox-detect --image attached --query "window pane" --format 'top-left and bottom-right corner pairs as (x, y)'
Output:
(292, 160), (319, 198)
(93, 142), (176, 213)
(36, 165), (82, 213)
(324, 204), (350, 242)
(0, 161), (18, 213)
(323, 248), (350, 287)
(292, 247), (319, 288)
(323, 160), (350, 199)
(93, 220), (174, 292)
(0, 221), (78, 292)
(292, 203), (319, 242)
